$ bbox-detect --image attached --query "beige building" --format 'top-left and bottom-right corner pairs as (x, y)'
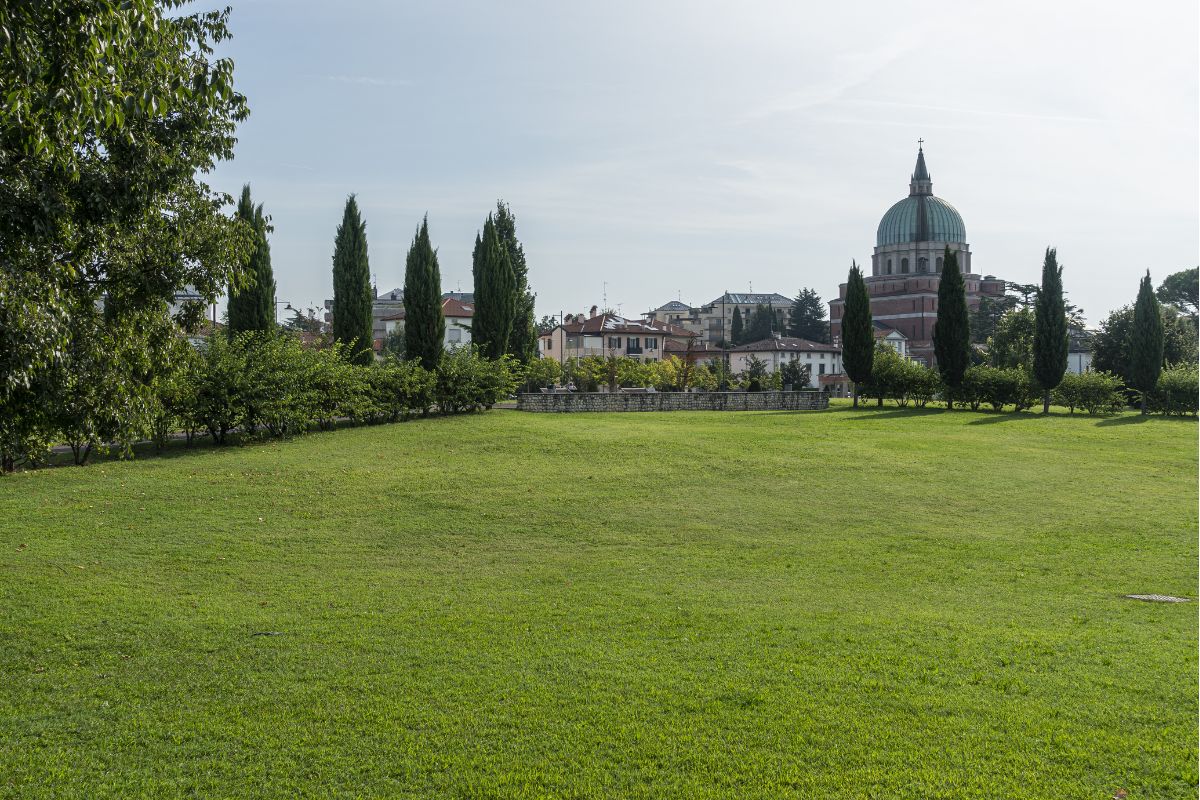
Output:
(539, 313), (696, 363)
(644, 292), (794, 344)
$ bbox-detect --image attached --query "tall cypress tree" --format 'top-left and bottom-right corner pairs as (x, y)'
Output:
(934, 247), (970, 408)
(472, 215), (515, 360)
(1129, 270), (1165, 414)
(731, 306), (744, 345)
(494, 201), (536, 364)
(1032, 247), (1068, 413)
(331, 195), (373, 365)
(841, 261), (874, 408)
(227, 184), (275, 336)
(403, 216), (445, 370)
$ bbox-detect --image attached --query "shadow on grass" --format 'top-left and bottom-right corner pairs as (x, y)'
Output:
(1094, 413), (1197, 427)
(842, 406), (948, 421)
(966, 411), (1049, 425)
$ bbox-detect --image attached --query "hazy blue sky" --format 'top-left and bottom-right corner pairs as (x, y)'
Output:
(209, 0), (1198, 324)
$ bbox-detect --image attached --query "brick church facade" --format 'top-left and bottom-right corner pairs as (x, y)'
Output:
(829, 145), (1006, 365)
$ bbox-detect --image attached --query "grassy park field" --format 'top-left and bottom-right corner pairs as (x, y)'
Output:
(1, 405), (1196, 798)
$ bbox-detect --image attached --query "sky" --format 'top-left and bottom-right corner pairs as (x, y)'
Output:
(208, 0), (1199, 325)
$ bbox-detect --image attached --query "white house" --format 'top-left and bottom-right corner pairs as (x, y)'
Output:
(728, 335), (842, 388)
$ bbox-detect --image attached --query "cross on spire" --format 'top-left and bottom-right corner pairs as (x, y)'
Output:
(918, 137), (924, 149)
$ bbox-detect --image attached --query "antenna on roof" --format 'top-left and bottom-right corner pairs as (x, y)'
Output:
(602, 281), (608, 310)
(749, 281), (753, 293)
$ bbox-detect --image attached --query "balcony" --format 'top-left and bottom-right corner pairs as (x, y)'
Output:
(626, 346), (643, 355)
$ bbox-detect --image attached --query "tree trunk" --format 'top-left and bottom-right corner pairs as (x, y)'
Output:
(877, 395), (883, 407)
(1043, 389), (1051, 414)
(852, 387), (858, 408)
(945, 388), (953, 410)
(1140, 395), (1147, 415)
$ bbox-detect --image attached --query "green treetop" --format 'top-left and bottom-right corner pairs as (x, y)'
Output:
(403, 216), (446, 371)
(331, 195), (373, 365)
(933, 247), (970, 407)
(1032, 247), (1068, 413)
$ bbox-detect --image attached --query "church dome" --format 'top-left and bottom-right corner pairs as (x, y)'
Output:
(876, 195), (966, 247)
(875, 145), (966, 247)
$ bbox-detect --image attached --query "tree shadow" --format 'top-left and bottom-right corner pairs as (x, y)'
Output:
(843, 406), (948, 421)
(1095, 413), (1196, 427)
(966, 411), (1047, 425)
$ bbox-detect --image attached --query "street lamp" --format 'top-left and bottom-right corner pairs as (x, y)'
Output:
(275, 300), (295, 325)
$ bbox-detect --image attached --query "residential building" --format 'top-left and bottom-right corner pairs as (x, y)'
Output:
(873, 321), (909, 358)
(372, 296), (476, 353)
(728, 335), (842, 388)
(539, 312), (696, 362)
(829, 145), (1008, 365)
(644, 292), (794, 345)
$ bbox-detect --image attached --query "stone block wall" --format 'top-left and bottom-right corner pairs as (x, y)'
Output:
(516, 391), (828, 413)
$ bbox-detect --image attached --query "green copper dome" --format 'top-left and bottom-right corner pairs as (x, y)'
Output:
(876, 195), (966, 247)
(875, 145), (966, 247)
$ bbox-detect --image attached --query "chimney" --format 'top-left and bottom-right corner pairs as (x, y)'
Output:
(590, 305), (598, 318)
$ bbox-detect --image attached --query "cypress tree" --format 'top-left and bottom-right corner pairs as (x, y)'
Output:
(494, 201), (536, 364)
(227, 184), (275, 336)
(402, 216), (445, 370)
(472, 215), (515, 360)
(841, 261), (874, 408)
(933, 247), (970, 408)
(731, 306), (743, 345)
(1129, 270), (1165, 414)
(331, 195), (373, 365)
(1032, 247), (1068, 413)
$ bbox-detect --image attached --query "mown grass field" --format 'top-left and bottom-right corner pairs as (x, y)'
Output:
(1, 405), (1196, 799)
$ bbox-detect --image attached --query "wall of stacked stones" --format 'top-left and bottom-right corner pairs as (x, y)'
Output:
(516, 391), (828, 413)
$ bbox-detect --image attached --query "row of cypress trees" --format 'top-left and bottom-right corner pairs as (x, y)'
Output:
(839, 246), (1156, 412)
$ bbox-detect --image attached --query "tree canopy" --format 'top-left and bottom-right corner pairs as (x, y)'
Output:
(1032, 247), (1068, 412)
(331, 195), (373, 365)
(841, 262), (874, 407)
(227, 185), (276, 336)
(933, 248), (970, 401)
(403, 216), (445, 370)
(786, 289), (829, 342)
(471, 215), (516, 360)
(1156, 267), (1198, 318)
(494, 201), (537, 364)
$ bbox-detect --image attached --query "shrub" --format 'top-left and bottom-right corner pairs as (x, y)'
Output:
(523, 357), (562, 391)
(435, 348), (519, 414)
(1147, 364), (1199, 415)
(370, 359), (435, 422)
(191, 334), (250, 444)
(1052, 371), (1126, 415)
(960, 365), (1038, 412)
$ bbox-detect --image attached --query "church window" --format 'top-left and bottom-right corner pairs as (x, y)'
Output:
(901, 258), (909, 273)
(936, 257), (943, 273)
(886, 259), (893, 275)
(918, 257), (928, 273)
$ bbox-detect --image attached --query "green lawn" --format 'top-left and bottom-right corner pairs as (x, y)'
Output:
(1, 405), (1196, 799)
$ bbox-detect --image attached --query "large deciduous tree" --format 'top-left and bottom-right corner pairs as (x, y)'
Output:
(1129, 271), (1165, 414)
(227, 185), (275, 336)
(471, 215), (516, 360)
(0, 0), (251, 469)
(787, 288), (829, 342)
(1032, 247), (1068, 413)
(933, 247), (970, 407)
(1156, 267), (1198, 318)
(332, 195), (373, 365)
(841, 261), (874, 408)
(494, 201), (537, 364)
(403, 216), (445, 371)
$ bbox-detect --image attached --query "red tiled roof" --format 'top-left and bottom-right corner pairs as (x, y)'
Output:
(442, 297), (474, 318)
(558, 313), (695, 337)
(731, 336), (840, 353)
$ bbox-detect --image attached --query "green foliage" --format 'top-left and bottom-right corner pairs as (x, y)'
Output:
(688, 363), (719, 391)
(495, 202), (537, 364)
(472, 216), (516, 360)
(191, 334), (250, 445)
(1093, 303), (1198, 385)
(934, 248), (970, 396)
(958, 366), (1038, 412)
(1032, 247), (1068, 409)
(780, 359), (811, 389)
(741, 305), (778, 344)
(0, 0), (251, 453)
(987, 307), (1035, 368)
(1052, 371), (1126, 415)
(332, 195), (373, 365)
(1129, 271), (1165, 411)
(738, 354), (769, 391)
(523, 357), (563, 391)
(435, 348), (520, 414)
(403, 216), (446, 370)
(730, 307), (744, 345)
(1146, 364), (1199, 416)
(380, 329), (407, 360)
(841, 261), (874, 404)
(969, 294), (1019, 344)
(860, 343), (941, 408)
(369, 360), (436, 423)
(786, 289), (829, 342)
(227, 185), (276, 336)
(1156, 267), (1198, 317)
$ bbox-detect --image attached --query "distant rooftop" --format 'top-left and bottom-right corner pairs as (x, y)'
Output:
(709, 292), (792, 306)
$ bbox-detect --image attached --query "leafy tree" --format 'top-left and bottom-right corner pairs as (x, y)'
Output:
(786, 288), (829, 342)
(934, 247), (970, 407)
(987, 307), (1035, 368)
(780, 359), (811, 389)
(1032, 247), (1068, 413)
(494, 201), (537, 364)
(969, 294), (1018, 344)
(283, 307), (326, 336)
(841, 261), (874, 407)
(332, 195), (373, 365)
(1007, 282), (1040, 307)
(1129, 271), (1165, 414)
(403, 216), (445, 370)
(730, 307), (744, 345)
(742, 304), (776, 344)
(1157, 267), (1198, 318)
(1094, 303), (1197, 383)
(536, 315), (559, 335)
(0, 0), (251, 466)
(380, 328), (407, 360)
(740, 355), (769, 391)
(227, 184), (276, 336)
(472, 215), (516, 360)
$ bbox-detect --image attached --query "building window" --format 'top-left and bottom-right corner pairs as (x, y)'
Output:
(546, 338), (553, 351)
(886, 259), (893, 275)
(627, 337), (640, 350)
(448, 328), (462, 343)
(608, 336), (621, 349)
(918, 257), (928, 273)
(645, 337), (658, 350)
(936, 256), (943, 273)
(819, 364), (826, 375)
(901, 258), (909, 273)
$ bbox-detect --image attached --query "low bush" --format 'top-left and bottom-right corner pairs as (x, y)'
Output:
(1146, 364), (1199, 416)
(860, 344), (942, 407)
(435, 348), (520, 414)
(1052, 371), (1126, 415)
(959, 366), (1037, 412)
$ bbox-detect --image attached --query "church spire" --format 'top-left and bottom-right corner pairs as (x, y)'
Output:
(909, 140), (932, 196)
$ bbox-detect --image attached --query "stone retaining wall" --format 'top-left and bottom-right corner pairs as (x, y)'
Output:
(516, 390), (828, 413)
